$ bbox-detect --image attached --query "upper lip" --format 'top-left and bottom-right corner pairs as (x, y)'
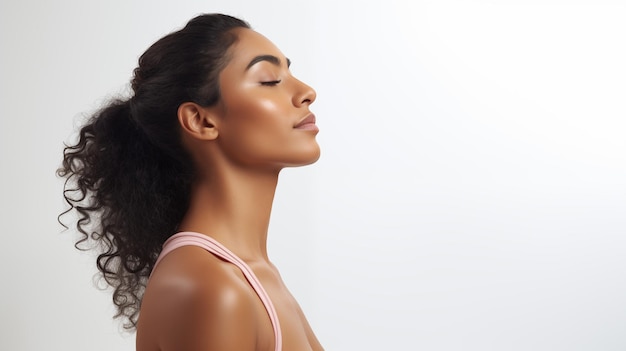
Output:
(294, 113), (316, 128)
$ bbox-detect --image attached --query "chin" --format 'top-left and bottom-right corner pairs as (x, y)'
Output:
(302, 143), (321, 165)
(282, 145), (321, 168)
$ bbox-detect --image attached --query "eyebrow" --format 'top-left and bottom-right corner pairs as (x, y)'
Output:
(245, 55), (291, 70)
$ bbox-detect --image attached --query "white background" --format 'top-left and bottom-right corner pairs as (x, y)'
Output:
(1, 0), (625, 350)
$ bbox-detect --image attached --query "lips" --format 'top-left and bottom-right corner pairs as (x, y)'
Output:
(294, 113), (317, 130)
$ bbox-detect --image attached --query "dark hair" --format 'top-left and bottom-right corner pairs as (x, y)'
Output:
(57, 13), (250, 329)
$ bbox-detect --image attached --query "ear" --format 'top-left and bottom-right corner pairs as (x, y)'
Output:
(177, 102), (219, 141)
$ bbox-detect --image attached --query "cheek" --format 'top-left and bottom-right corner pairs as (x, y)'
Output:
(224, 86), (281, 119)
(227, 92), (290, 134)
(241, 96), (286, 125)
(256, 98), (283, 116)
(218, 97), (288, 157)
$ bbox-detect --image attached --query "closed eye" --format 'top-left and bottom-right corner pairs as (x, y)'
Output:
(260, 80), (281, 86)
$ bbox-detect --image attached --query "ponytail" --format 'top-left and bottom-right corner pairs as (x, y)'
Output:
(58, 98), (192, 328)
(58, 13), (250, 329)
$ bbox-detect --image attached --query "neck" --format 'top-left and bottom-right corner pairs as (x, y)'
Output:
(178, 166), (280, 262)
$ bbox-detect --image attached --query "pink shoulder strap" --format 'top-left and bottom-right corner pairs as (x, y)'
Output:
(152, 231), (282, 351)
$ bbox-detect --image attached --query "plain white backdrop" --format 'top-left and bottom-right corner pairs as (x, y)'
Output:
(1, 0), (625, 350)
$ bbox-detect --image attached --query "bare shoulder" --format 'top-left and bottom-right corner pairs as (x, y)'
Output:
(136, 246), (258, 351)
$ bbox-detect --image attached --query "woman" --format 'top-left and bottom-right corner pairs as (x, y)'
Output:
(59, 13), (323, 350)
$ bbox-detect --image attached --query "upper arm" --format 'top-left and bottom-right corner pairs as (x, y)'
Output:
(160, 281), (257, 351)
(138, 248), (258, 351)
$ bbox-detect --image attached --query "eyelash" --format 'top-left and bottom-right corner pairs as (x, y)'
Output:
(260, 80), (281, 86)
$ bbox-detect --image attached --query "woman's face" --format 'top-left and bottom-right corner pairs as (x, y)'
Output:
(212, 28), (319, 170)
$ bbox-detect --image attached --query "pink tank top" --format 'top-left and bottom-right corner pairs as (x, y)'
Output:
(151, 231), (282, 351)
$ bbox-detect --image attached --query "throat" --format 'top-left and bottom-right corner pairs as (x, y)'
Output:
(177, 170), (279, 261)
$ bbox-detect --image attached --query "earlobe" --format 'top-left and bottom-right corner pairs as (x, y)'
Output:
(177, 102), (219, 141)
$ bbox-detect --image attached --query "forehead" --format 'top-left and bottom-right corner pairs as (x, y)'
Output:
(225, 28), (285, 69)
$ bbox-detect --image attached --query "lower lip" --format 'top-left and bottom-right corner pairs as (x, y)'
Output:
(295, 123), (319, 131)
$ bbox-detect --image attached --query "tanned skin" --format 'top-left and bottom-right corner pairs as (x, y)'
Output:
(135, 28), (324, 351)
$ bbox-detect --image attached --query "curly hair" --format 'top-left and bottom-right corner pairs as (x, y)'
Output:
(57, 14), (250, 329)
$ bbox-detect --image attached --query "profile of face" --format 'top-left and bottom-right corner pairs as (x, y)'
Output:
(208, 28), (320, 170)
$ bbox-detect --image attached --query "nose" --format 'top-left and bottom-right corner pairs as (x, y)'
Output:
(292, 77), (316, 107)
